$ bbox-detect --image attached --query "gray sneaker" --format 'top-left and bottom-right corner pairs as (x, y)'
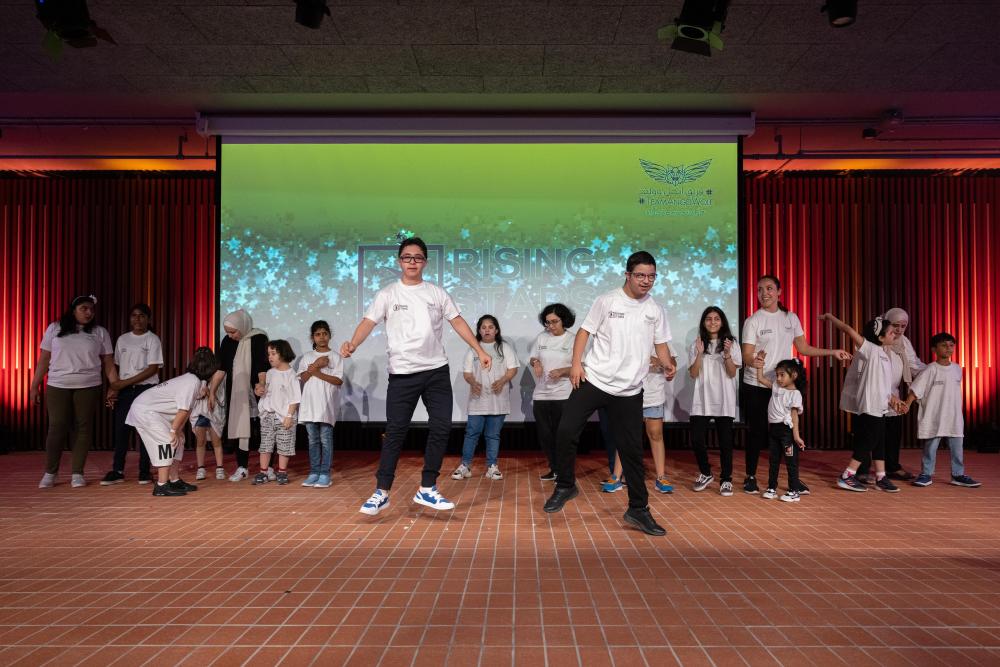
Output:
(720, 481), (734, 497)
(692, 474), (714, 492)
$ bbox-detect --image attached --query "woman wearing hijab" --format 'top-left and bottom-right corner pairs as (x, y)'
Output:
(856, 307), (926, 482)
(207, 309), (269, 481)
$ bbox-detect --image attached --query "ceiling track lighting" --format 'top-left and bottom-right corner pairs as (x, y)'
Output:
(658, 0), (730, 57)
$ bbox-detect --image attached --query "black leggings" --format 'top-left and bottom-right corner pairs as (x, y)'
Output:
(857, 415), (901, 476)
(689, 416), (734, 482)
(741, 383), (771, 479)
(533, 399), (566, 471)
(766, 423), (800, 490)
(852, 413), (886, 462)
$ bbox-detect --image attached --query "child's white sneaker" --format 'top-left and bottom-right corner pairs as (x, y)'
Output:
(484, 464), (503, 480)
(779, 490), (801, 503)
(215, 467), (226, 480)
(195, 467), (206, 481)
(229, 466), (248, 482)
(451, 463), (472, 480)
(762, 488), (777, 500)
(71, 474), (86, 488)
(39, 473), (55, 489)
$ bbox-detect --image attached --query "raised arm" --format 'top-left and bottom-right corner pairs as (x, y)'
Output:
(817, 313), (864, 348)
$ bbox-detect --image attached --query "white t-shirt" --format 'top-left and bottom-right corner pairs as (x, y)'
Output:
(580, 288), (671, 397)
(842, 346), (904, 414)
(529, 331), (575, 401)
(297, 350), (343, 425)
(40, 322), (114, 389)
(126, 373), (202, 433)
(839, 340), (893, 417)
(257, 367), (303, 417)
(690, 338), (742, 418)
(641, 341), (677, 409)
(463, 341), (520, 415)
(364, 280), (461, 375)
(114, 331), (164, 385)
(909, 362), (964, 439)
(189, 374), (226, 437)
(767, 385), (803, 427)
(742, 309), (804, 387)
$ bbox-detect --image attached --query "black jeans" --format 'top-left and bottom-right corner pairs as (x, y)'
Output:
(555, 382), (648, 510)
(111, 384), (153, 476)
(852, 413), (886, 462)
(533, 399), (566, 471)
(378, 364), (453, 491)
(741, 383), (771, 479)
(857, 415), (902, 476)
(766, 423), (800, 490)
(689, 415), (735, 482)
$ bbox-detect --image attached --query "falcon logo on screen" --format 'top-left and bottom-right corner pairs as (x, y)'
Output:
(639, 158), (712, 186)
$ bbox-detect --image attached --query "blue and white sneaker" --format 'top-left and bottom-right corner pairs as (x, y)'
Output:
(314, 474), (332, 488)
(413, 486), (455, 510)
(655, 477), (674, 494)
(360, 490), (389, 515)
(951, 475), (981, 488)
(601, 476), (623, 493)
(912, 474), (933, 487)
(301, 474), (320, 487)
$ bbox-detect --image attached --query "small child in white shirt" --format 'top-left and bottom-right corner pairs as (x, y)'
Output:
(756, 358), (806, 502)
(253, 340), (301, 486)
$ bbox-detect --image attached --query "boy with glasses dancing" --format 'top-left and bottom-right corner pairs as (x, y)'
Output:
(342, 237), (492, 515)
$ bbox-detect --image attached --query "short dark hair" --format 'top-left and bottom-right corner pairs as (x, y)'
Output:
(130, 302), (153, 332)
(626, 251), (656, 273)
(186, 346), (220, 381)
(268, 339), (295, 363)
(538, 303), (576, 329)
(930, 332), (957, 347)
(863, 317), (890, 345)
(398, 237), (428, 258)
(309, 320), (331, 349)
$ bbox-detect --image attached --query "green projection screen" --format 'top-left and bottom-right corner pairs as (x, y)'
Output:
(220, 141), (739, 422)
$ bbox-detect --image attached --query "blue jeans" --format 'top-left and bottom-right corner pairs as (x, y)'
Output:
(462, 414), (506, 467)
(922, 437), (964, 477)
(304, 422), (334, 475)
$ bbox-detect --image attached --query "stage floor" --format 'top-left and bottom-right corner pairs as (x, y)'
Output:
(0, 449), (998, 666)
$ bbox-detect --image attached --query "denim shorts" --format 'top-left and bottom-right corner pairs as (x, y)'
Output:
(643, 405), (664, 420)
(194, 415), (211, 428)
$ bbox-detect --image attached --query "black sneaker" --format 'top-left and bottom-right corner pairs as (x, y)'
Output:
(543, 486), (579, 513)
(876, 477), (900, 493)
(890, 469), (914, 481)
(623, 507), (667, 536)
(152, 482), (186, 496)
(539, 470), (557, 481)
(137, 471), (152, 485)
(795, 482), (810, 496)
(168, 479), (198, 493)
(252, 472), (269, 485)
(276, 471), (289, 485)
(743, 477), (759, 494)
(100, 471), (124, 486)
(854, 474), (870, 485)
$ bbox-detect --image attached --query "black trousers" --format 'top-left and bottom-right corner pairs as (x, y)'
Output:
(111, 384), (153, 476)
(533, 399), (566, 470)
(689, 415), (735, 482)
(852, 413), (886, 462)
(741, 383), (771, 479)
(555, 382), (648, 510)
(378, 364), (453, 491)
(766, 423), (800, 490)
(857, 415), (902, 476)
(232, 418), (261, 469)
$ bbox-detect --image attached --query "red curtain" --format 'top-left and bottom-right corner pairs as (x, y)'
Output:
(744, 171), (999, 448)
(1, 173), (216, 450)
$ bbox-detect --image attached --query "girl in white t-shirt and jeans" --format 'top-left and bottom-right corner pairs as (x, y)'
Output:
(297, 320), (344, 489)
(31, 295), (120, 489)
(453, 315), (520, 481)
(688, 306), (741, 496)
(741, 275), (850, 495)
(755, 358), (807, 502)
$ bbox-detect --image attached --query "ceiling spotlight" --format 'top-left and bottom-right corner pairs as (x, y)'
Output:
(658, 1), (730, 57)
(294, 0), (331, 29)
(821, 0), (857, 27)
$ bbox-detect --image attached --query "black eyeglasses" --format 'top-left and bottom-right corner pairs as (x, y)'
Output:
(399, 255), (426, 264)
(628, 272), (656, 282)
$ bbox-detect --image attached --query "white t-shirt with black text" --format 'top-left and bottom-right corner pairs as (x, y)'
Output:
(40, 323), (114, 389)
(297, 350), (343, 425)
(364, 280), (461, 375)
(742, 309), (804, 387)
(529, 331), (574, 401)
(115, 331), (164, 385)
(580, 288), (671, 397)
(463, 341), (520, 415)
(690, 338), (742, 418)
(909, 362), (964, 439)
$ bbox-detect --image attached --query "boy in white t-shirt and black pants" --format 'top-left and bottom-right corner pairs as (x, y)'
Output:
(905, 332), (981, 488)
(542, 251), (676, 537)
(342, 237), (492, 516)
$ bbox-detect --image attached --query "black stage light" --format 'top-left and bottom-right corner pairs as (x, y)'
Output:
(821, 0), (857, 27)
(658, 1), (730, 57)
(295, 0), (331, 29)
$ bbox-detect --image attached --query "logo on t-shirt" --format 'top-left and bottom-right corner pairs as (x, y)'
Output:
(392, 304), (409, 312)
(759, 328), (773, 336)
(609, 311), (626, 319)
(643, 314), (657, 324)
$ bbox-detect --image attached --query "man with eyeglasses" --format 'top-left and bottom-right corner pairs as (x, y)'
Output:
(341, 237), (492, 516)
(542, 251), (676, 536)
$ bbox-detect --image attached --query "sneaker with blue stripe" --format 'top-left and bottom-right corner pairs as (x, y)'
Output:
(601, 476), (623, 493)
(413, 486), (455, 510)
(359, 490), (390, 515)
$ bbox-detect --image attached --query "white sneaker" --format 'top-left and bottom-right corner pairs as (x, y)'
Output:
(39, 473), (55, 489)
(215, 467), (226, 480)
(195, 467), (206, 481)
(484, 464), (503, 480)
(266, 467), (277, 482)
(451, 463), (472, 480)
(413, 486), (455, 510)
(71, 474), (86, 488)
(779, 490), (801, 503)
(229, 466), (248, 482)
(359, 490), (389, 516)
(762, 488), (777, 500)
(692, 473), (714, 492)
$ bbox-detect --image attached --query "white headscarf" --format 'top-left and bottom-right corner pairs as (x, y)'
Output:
(223, 309), (266, 447)
(882, 307), (925, 383)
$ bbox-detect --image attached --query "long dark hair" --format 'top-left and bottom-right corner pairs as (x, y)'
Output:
(776, 358), (807, 392)
(475, 314), (505, 359)
(698, 306), (736, 355)
(58, 295), (96, 337)
(758, 274), (789, 313)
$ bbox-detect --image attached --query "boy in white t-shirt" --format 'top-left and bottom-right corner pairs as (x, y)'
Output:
(252, 340), (302, 486)
(542, 251), (676, 537)
(905, 333), (980, 488)
(341, 237), (492, 516)
(125, 347), (219, 496)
